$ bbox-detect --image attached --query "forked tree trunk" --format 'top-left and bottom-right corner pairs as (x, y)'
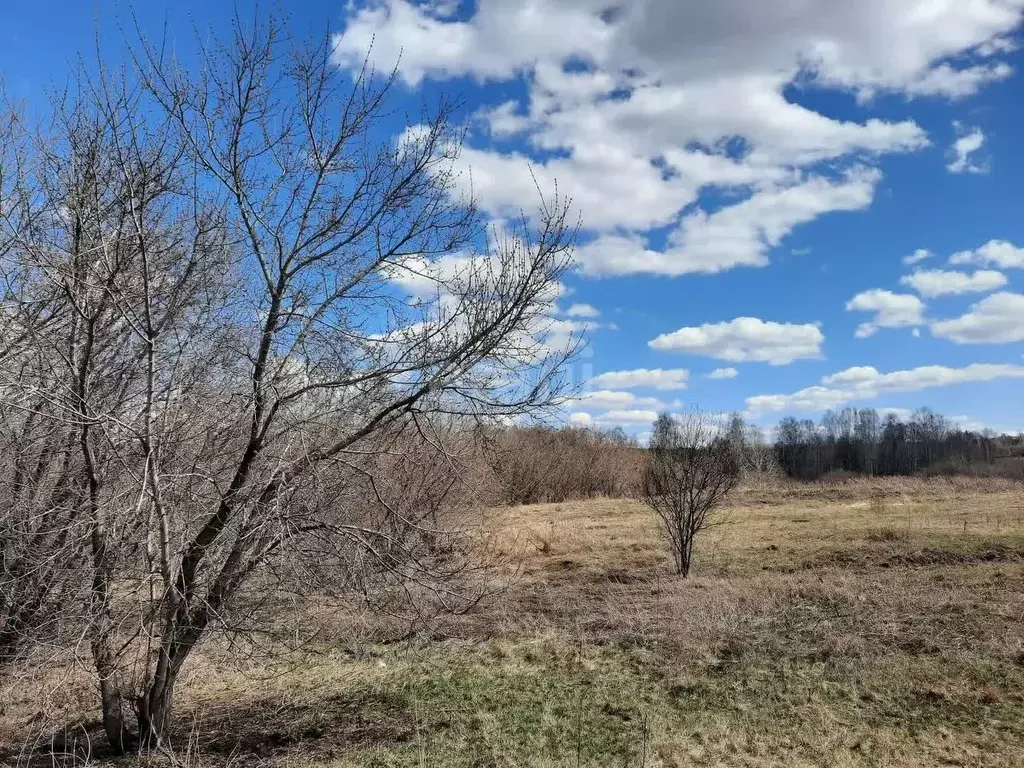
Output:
(136, 621), (205, 750)
(136, 674), (177, 750)
(93, 637), (189, 753)
(89, 654), (181, 754)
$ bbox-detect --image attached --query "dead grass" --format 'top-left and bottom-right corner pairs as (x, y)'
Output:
(3, 477), (1024, 766)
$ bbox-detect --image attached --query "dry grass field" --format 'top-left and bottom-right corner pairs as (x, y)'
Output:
(3, 477), (1023, 767)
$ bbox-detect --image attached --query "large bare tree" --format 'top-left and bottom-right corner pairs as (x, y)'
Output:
(0, 15), (578, 753)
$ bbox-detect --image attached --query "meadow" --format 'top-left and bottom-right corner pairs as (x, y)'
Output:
(3, 477), (1023, 767)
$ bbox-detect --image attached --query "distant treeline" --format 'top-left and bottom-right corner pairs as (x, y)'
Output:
(771, 407), (1024, 480)
(480, 408), (1024, 507)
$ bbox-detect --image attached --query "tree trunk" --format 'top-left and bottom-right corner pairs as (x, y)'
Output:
(673, 522), (687, 576)
(90, 605), (134, 753)
(89, 503), (136, 753)
(679, 536), (693, 578)
(136, 623), (203, 750)
(137, 674), (177, 751)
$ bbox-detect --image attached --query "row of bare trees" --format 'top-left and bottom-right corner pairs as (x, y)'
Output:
(0, 15), (578, 753)
(774, 407), (1021, 479)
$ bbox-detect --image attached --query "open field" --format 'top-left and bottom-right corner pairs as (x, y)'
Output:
(3, 477), (1024, 767)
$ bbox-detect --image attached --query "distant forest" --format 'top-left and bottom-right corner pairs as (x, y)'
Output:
(768, 407), (1024, 480)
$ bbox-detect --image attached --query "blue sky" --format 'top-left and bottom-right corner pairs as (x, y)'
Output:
(4, 1), (1024, 436)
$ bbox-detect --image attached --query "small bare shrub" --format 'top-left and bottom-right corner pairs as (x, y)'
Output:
(642, 412), (740, 577)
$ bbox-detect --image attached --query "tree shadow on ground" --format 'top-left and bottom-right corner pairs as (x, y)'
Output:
(2, 690), (414, 766)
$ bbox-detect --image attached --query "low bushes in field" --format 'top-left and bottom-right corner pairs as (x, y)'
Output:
(920, 456), (1024, 480)
(480, 425), (647, 505)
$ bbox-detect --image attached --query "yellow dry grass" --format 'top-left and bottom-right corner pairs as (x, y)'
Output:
(490, 476), (1024, 577)
(3, 477), (1023, 767)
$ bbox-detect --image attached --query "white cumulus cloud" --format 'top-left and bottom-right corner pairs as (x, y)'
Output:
(649, 317), (824, 365)
(571, 390), (675, 413)
(589, 369), (689, 391)
(902, 248), (933, 266)
(950, 240), (1024, 269)
(575, 169), (881, 276)
(336, 1), (1023, 98)
(567, 411), (594, 427)
(931, 292), (1024, 344)
(947, 125), (987, 174)
(846, 289), (925, 338)
(325, 0), (1024, 279)
(707, 368), (740, 380)
(904, 62), (1013, 100)
(900, 269), (1007, 297)
(564, 303), (600, 318)
(593, 409), (662, 426)
(747, 363), (1024, 414)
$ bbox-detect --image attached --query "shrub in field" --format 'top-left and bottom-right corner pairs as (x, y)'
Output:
(642, 412), (740, 577)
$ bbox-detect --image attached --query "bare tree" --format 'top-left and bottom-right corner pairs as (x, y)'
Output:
(724, 412), (781, 484)
(642, 412), (740, 577)
(0, 14), (578, 753)
(0, 91), (94, 671)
